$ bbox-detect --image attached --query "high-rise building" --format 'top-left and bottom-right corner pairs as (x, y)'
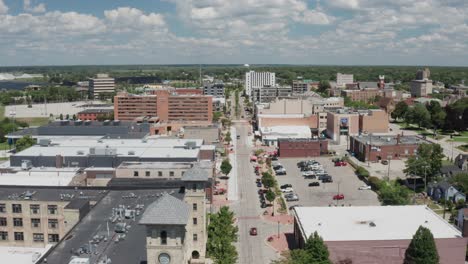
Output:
(292, 80), (316, 94)
(89, 74), (115, 98)
(336, 73), (354, 87)
(114, 90), (213, 123)
(203, 82), (225, 97)
(245, 71), (275, 97)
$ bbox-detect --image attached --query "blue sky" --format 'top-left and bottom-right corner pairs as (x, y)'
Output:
(0, 0), (467, 66)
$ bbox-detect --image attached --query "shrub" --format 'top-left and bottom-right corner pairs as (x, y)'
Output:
(368, 176), (382, 190)
(356, 166), (370, 178)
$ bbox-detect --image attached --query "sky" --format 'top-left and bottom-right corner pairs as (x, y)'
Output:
(0, 0), (468, 66)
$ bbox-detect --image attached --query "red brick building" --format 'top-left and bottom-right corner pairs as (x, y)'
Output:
(77, 109), (114, 121)
(350, 134), (422, 162)
(114, 90), (212, 123)
(278, 138), (328, 158)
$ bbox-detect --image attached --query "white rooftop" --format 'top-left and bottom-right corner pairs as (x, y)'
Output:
(295, 206), (461, 241)
(0, 244), (52, 264)
(0, 167), (79, 186)
(260, 126), (311, 140)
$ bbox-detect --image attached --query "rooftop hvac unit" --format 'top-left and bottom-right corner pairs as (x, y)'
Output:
(84, 120), (92, 126)
(21, 160), (32, 170)
(185, 141), (197, 149)
(77, 150), (84, 155)
(103, 120), (110, 126)
(128, 151), (135, 155)
(113, 120), (120, 126)
(38, 138), (51, 146)
(75, 120), (83, 126)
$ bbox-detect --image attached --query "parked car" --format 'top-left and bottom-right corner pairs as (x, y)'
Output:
(275, 169), (287, 175)
(280, 184), (292, 189)
(236, 135), (240, 139)
(256, 178), (261, 183)
(249, 227), (258, 236)
(302, 171), (316, 178)
(317, 174), (330, 180)
(256, 182), (262, 187)
(281, 187), (294, 193)
(271, 156), (278, 161)
(333, 194), (345, 200)
(260, 202), (267, 208)
(308, 182), (320, 187)
(381, 160), (389, 165)
(321, 177), (333, 183)
(334, 161), (347, 166)
(358, 185), (371, 190)
(273, 165), (284, 170)
(286, 194), (299, 201)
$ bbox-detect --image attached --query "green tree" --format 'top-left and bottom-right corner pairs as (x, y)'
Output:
(261, 172), (275, 189)
(411, 104), (431, 128)
(404, 226), (439, 264)
(379, 181), (411, 205)
(318, 80), (331, 93)
(220, 159), (232, 177)
(391, 101), (409, 120)
(265, 189), (276, 205)
(224, 131), (232, 144)
(15, 135), (35, 152)
(59, 113), (63, 120)
(65, 114), (70, 120)
(274, 232), (332, 264)
(207, 206), (238, 264)
(450, 173), (468, 193)
(213, 111), (222, 122)
(404, 143), (444, 181)
(426, 100), (446, 129)
(72, 114), (77, 120)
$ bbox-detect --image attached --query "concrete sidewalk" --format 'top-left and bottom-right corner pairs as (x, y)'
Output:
(227, 126), (239, 201)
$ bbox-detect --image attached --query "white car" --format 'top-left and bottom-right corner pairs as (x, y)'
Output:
(281, 187), (294, 193)
(358, 185), (371, 190)
(302, 171), (315, 177)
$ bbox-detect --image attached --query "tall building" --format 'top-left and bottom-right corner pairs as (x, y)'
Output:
(411, 68), (433, 97)
(89, 74), (115, 98)
(140, 168), (208, 264)
(252, 86), (292, 103)
(336, 73), (354, 87)
(203, 82), (224, 97)
(114, 90), (212, 122)
(245, 71), (275, 97)
(292, 80), (316, 94)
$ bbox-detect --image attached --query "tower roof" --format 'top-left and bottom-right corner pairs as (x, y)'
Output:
(181, 166), (209, 182)
(139, 193), (189, 225)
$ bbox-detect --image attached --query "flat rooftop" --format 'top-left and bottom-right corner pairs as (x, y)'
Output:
(0, 245), (53, 264)
(44, 189), (184, 264)
(294, 206), (462, 241)
(117, 161), (193, 170)
(0, 167), (80, 186)
(0, 186), (103, 203)
(351, 134), (422, 146)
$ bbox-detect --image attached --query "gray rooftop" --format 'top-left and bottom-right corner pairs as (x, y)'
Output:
(182, 166), (209, 182)
(0, 187), (103, 203)
(352, 134), (423, 146)
(139, 193), (189, 225)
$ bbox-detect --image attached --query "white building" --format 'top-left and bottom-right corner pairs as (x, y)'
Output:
(336, 73), (354, 87)
(245, 71), (275, 98)
(89, 74), (115, 98)
(259, 125), (311, 146)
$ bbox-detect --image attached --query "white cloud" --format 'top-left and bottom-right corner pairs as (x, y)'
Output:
(327, 0), (360, 10)
(295, 9), (335, 25)
(0, 0), (8, 14)
(104, 7), (166, 32)
(24, 0), (46, 13)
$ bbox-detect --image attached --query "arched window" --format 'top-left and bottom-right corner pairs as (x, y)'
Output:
(192, 250), (200, 259)
(161, 231), (167, 245)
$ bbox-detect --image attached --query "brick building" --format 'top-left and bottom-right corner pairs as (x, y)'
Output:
(77, 109), (114, 121)
(359, 109), (388, 134)
(278, 138), (328, 158)
(114, 90), (212, 122)
(342, 88), (382, 102)
(350, 134), (423, 162)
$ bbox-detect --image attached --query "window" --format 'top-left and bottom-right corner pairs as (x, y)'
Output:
(193, 234), (198, 241)
(48, 205), (58, 215)
(145, 171), (150, 177)
(30, 204), (40, 214)
(12, 204), (22, 213)
(0, 204), (5, 213)
(193, 218), (198, 225)
(158, 171), (163, 177)
(48, 234), (59, 243)
(48, 219), (58, 229)
(133, 171), (139, 177)
(193, 203), (197, 211)
(13, 218), (23, 227)
(14, 232), (24, 241)
(160, 231), (167, 245)
(192, 184), (197, 192)
(31, 218), (41, 228)
(0, 217), (6, 226)
(33, 233), (44, 242)
(169, 171), (174, 177)
(0, 231), (7, 241)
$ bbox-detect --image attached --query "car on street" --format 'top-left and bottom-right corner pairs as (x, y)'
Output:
(381, 160), (389, 165)
(281, 187), (294, 193)
(249, 227), (258, 236)
(308, 182), (320, 187)
(302, 171), (316, 178)
(280, 184), (292, 189)
(321, 177), (333, 183)
(333, 194), (345, 200)
(273, 164), (283, 170)
(286, 194), (299, 201)
(260, 202), (267, 208)
(236, 135), (240, 139)
(256, 182), (262, 187)
(358, 185), (371, 190)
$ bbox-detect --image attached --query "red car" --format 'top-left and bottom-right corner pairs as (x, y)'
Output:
(334, 161), (347, 167)
(249, 227), (258, 236)
(333, 194), (345, 200)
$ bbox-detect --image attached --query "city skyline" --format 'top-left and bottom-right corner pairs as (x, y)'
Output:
(0, 0), (468, 66)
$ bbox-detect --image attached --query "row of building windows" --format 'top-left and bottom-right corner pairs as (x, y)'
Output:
(0, 217), (58, 228)
(0, 231), (59, 242)
(0, 204), (58, 214)
(159, 231), (198, 245)
(133, 171), (180, 177)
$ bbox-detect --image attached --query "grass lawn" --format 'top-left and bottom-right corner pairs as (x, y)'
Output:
(456, 145), (468, 152)
(441, 159), (454, 166)
(0, 105), (4, 121)
(16, 117), (50, 127)
(452, 137), (468, 143)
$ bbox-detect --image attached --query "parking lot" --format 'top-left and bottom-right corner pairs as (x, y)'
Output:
(275, 157), (380, 208)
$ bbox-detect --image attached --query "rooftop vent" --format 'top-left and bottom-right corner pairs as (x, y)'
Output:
(128, 151), (135, 155)
(77, 150), (84, 155)
(369, 221), (376, 227)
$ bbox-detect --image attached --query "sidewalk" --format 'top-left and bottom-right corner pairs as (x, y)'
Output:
(227, 126), (238, 201)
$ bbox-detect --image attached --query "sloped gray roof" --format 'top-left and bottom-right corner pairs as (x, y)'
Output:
(182, 166), (209, 182)
(139, 193), (189, 225)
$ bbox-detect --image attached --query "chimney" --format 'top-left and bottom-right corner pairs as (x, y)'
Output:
(396, 134), (401, 145)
